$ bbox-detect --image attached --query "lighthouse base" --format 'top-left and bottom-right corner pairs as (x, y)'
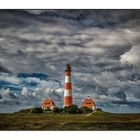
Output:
(64, 96), (73, 107)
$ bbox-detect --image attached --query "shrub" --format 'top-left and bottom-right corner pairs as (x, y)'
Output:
(63, 105), (79, 114)
(31, 107), (43, 114)
(53, 107), (62, 113)
(19, 108), (32, 113)
(44, 110), (53, 114)
(79, 106), (93, 114)
(96, 108), (102, 111)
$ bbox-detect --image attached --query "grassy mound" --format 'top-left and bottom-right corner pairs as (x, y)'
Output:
(0, 110), (140, 130)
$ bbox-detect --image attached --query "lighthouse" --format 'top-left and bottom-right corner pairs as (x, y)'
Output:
(64, 64), (73, 107)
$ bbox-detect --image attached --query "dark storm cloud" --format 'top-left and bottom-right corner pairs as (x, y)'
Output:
(0, 63), (10, 73)
(0, 10), (140, 112)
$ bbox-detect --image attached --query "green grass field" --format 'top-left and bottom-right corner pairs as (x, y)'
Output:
(0, 111), (140, 130)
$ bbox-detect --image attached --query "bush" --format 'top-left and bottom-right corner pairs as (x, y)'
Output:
(31, 107), (43, 114)
(19, 108), (32, 113)
(44, 110), (53, 114)
(53, 107), (62, 113)
(63, 105), (79, 114)
(96, 108), (102, 111)
(79, 106), (93, 114)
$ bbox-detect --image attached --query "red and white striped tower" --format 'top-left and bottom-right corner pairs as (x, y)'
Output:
(64, 64), (73, 107)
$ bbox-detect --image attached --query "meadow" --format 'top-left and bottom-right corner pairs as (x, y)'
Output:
(0, 110), (140, 130)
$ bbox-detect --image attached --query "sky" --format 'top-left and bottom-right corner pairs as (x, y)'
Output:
(0, 10), (140, 113)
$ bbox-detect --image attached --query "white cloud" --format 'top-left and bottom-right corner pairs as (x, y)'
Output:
(93, 71), (125, 89)
(0, 73), (20, 84)
(25, 10), (48, 15)
(0, 88), (17, 103)
(55, 88), (64, 93)
(120, 45), (140, 67)
(25, 77), (40, 83)
(98, 94), (121, 102)
(21, 87), (30, 96)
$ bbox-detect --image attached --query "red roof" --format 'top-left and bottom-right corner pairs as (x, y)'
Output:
(82, 96), (96, 108)
(42, 97), (55, 109)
